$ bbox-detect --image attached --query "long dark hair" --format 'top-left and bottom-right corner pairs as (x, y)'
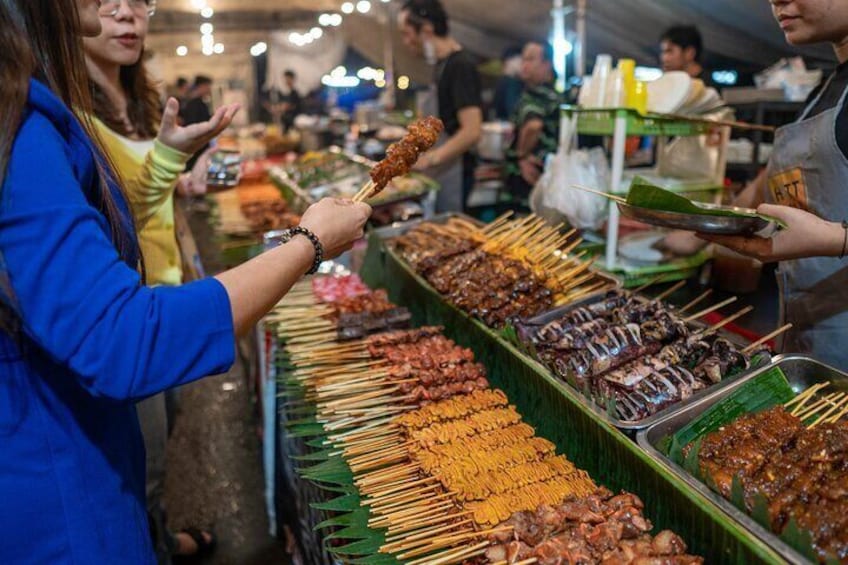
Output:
(90, 52), (162, 139)
(0, 0), (141, 328)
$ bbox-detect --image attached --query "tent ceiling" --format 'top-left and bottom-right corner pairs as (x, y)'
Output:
(151, 0), (836, 72)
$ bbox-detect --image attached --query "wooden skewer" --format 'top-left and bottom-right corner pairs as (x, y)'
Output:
(785, 383), (830, 414)
(370, 502), (456, 528)
(697, 306), (754, 336)
(404, 541), (490, 565)
(571, 184), (627, 204)
(374, 492), (456, 515)
(632, 275), (665, 294)
(382, 522), (474, 552)
(397, 526), (512, 558)
(682, 296), (738, 322)
(659, 112), (776, 133)
(742, 323), (793, 354)
(825, 401), (848, 424)
(383, 518), (471, 545)
(651, 280), (687, 303)
(809, 394), (848, 428)
(382, 511), (474, 537)
(679, 289), (713, 313)
(352, 180), (376, 203)
(795, 393), (843, 422)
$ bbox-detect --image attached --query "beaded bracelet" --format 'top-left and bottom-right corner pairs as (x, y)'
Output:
(278, 226), (324, 274)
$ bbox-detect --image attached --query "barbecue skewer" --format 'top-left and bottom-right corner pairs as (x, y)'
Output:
(651, 279), (687, 303)
(353, 116), (444, 202)
(682, 296), (738, 322)
(679, 289), (713, 313)
(571, 184), (627, 204)
(742, 323), (793, 354)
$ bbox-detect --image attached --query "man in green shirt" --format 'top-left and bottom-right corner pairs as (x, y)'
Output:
(505, 41), (563, 207)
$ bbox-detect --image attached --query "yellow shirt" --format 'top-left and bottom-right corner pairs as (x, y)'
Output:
(93, 119), (190, 286)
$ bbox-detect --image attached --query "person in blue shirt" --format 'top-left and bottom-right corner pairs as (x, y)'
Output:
(0, 0), (371, 562)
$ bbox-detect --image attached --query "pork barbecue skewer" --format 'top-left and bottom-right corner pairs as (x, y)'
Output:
(353, 116), (444, 202)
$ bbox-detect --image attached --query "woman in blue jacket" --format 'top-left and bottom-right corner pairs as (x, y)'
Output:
(0, 0), (371, 562)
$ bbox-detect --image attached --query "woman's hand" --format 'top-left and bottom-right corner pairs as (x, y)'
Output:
(698, 203), (845, 262)
(299, 198), (372, 259)
(157, 97), (241, 156)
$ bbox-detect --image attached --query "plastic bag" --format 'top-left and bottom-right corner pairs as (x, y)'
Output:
(657, 107), (733, 181)
(530, 117), (609, 230)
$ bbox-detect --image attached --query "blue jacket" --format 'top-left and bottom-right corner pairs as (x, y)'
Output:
(0, 80), (235, 563)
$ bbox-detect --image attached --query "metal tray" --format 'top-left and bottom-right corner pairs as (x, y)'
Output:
(618, 202), (771, 235)
(637, 354), (848, 564)
(270, 148), (438, 214)
(374, 213), (621, 294)
(370, 211), (481, 240)
(518, 292), (756, 433)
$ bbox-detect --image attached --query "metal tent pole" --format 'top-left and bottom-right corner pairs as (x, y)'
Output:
(575, 0), (586, 78)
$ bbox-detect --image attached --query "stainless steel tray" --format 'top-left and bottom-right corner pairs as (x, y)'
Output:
(376, 214), (622, 292)
(618, 202), (771, 235)
(637, 354), (848, 564)
(371, 212), (481, 240)
(518, 292), (756, 433)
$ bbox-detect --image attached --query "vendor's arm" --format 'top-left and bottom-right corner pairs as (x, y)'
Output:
(699, 203), (845, 262)
(0, 113), (367, 401)
(419, 106), (482, 167)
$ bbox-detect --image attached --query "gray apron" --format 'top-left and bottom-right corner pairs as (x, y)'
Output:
(418, 76), (464, 213)
(765, 74), (848, 368)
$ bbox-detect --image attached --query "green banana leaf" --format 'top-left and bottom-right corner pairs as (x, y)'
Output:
(311, 493), (362, 513)
(287, 422), (327, 438)
(666, 366), (794, 464)
(627, 177), (786, 227)
(314, 512), (358, 531)
(333, 536), (387, 556)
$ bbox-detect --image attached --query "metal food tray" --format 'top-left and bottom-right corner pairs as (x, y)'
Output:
(520, 293), (755, 433)
(618, 202), (771, 236)
(270, 148), (438, 214)
(374, 213), (621, 293)
(636, 355), (848, 564)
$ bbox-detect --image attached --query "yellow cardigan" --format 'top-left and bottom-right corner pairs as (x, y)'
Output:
(93, 119), (190, 286)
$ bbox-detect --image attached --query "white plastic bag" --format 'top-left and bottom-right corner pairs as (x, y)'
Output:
(530, 116), (609, 230)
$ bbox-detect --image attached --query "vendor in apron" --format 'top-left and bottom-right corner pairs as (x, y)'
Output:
(397, 0), (483, 213)
(696, 0), (848, 369)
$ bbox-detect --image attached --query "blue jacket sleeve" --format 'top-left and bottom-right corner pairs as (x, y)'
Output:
(0, 112), (235, 401)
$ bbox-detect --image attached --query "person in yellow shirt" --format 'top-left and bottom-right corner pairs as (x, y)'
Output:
(83, 0), (236, 561)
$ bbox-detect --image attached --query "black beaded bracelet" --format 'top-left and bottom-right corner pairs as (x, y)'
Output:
(279, 226), (324, 274)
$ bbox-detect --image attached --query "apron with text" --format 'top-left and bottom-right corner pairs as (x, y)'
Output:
(418, 63), (465, 213)
(765, 74), (848, 368)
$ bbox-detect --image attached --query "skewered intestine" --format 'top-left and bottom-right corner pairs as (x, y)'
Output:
(395, 388), (509, 429)
(369, 116), (444, 191)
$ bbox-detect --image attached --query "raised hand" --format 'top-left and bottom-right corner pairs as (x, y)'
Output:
(157, 97), (240, 156)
